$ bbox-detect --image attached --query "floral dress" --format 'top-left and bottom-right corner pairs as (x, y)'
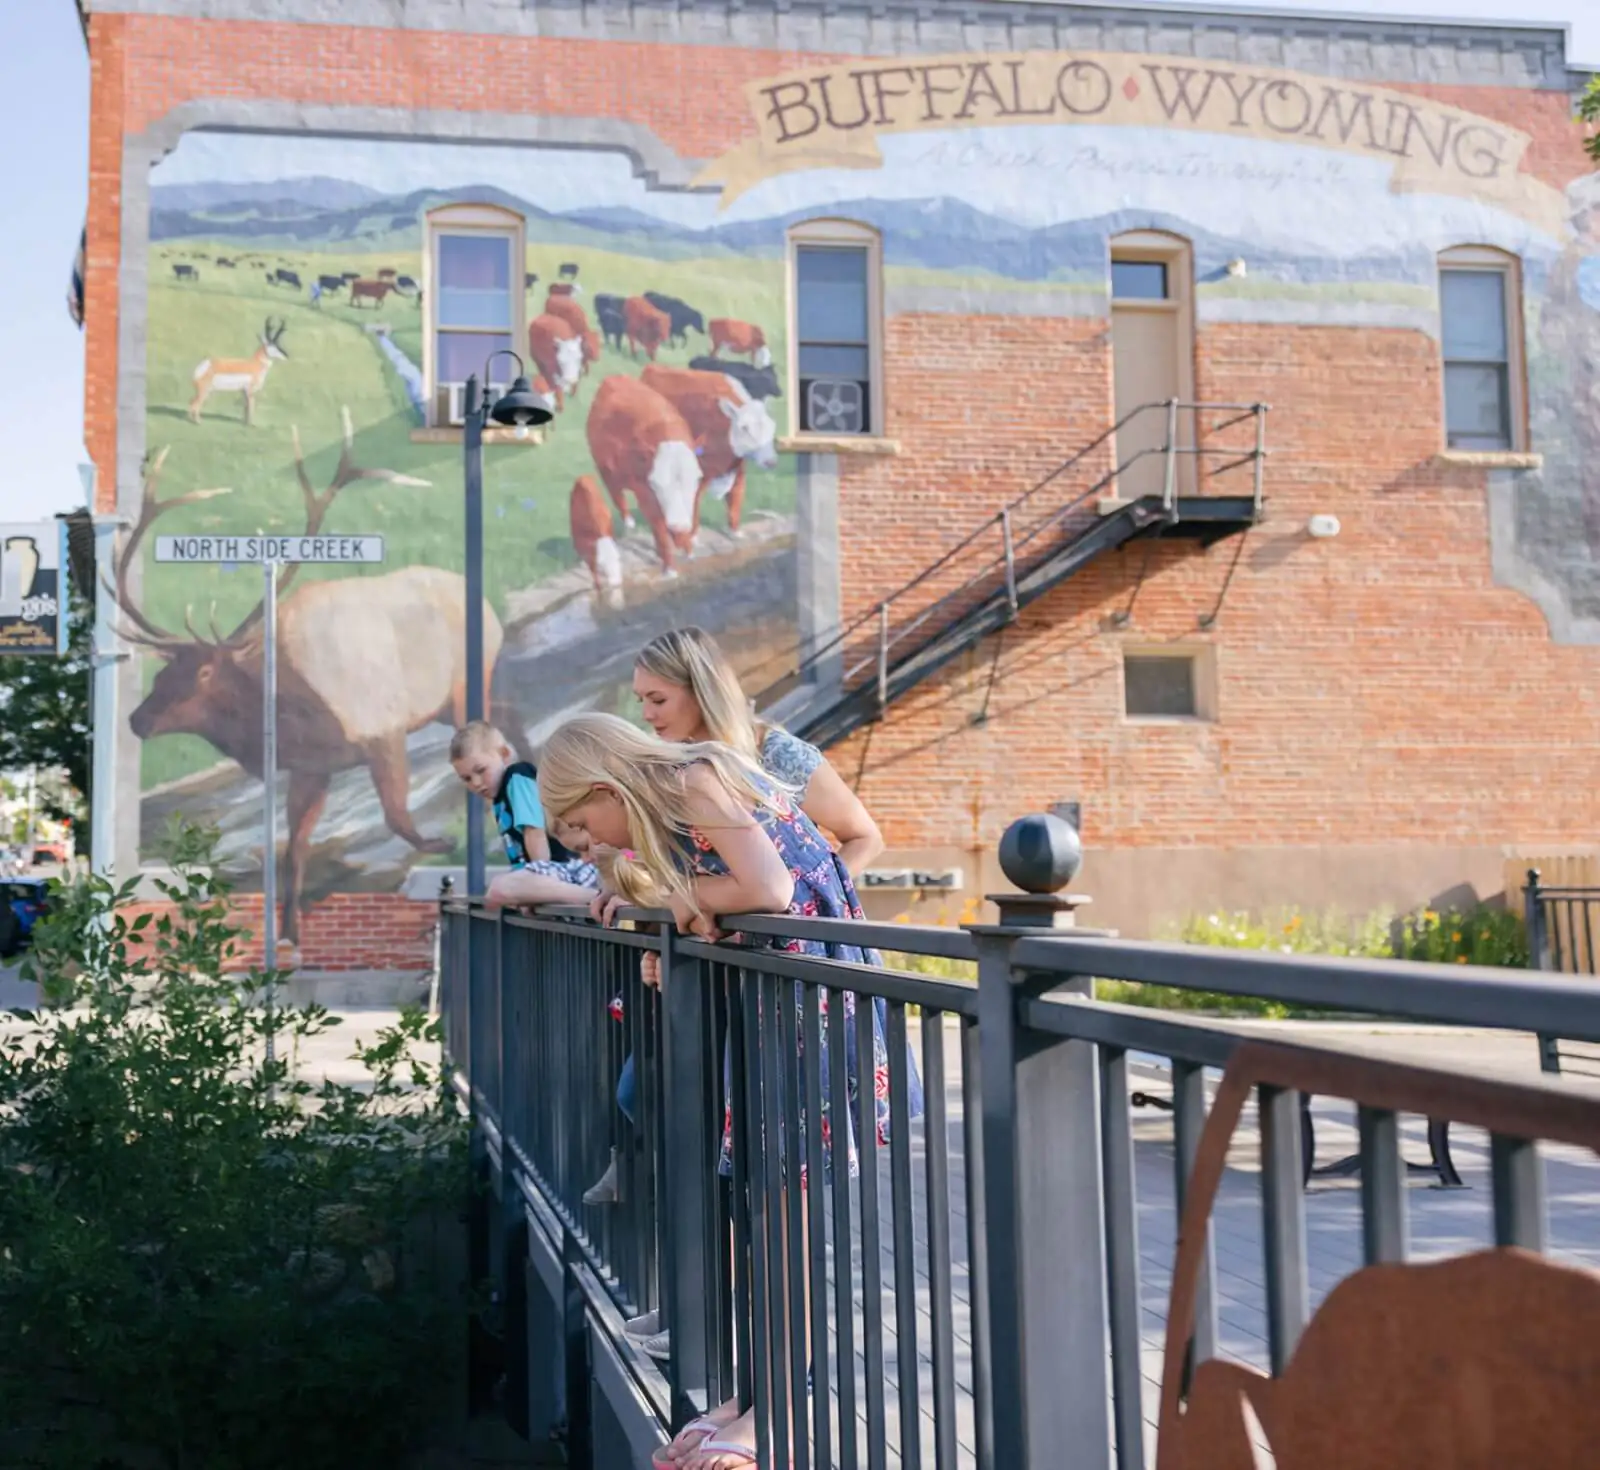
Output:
(674, 769), (924, 1184)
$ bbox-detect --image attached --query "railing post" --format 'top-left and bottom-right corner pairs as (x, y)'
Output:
(1526, 869), (1561, 1074)
(1162, 397), (1179, 519)
(496, 912), (531, 1440)
(1252, 403), (1269, 515)
(965, 815), (1113, 1470)
(1002, 507), (1019, 620)
(659, 926), (713, 1428)
(876, 602), (890, 714)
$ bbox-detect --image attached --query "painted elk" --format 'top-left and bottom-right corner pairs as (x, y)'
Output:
(189, 317), (288, 426)
(117, 414), (495, 948)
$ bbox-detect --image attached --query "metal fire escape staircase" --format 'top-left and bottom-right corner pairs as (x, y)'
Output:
(758, 399), (1269, 750)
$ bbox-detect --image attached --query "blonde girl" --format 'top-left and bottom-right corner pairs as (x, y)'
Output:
(539, 712), (909, 1470)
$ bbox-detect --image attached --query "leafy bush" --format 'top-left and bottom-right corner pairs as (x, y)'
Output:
(1396, 905), (1528, 968)
(0, 820), (467, 1470)
(1168, 908), (1395, 960)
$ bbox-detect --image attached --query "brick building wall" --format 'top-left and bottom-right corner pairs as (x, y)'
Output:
(80, 0), (1600, 954)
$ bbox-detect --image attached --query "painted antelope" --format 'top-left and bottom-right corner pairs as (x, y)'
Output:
(115, 416), (497, 949)
(188, 317), (288, 426)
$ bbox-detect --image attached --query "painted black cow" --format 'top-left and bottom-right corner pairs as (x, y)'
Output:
(268, 268), (302, 290)
(173, 263), (198, 282)
(594, 293), (627, 352)
(644, 292), (706, 347)
(688, 356), (782, 401)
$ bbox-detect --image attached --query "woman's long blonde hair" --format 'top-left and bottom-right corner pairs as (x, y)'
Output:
(537, 712), (778, 913)
(634, 626), (766, 762)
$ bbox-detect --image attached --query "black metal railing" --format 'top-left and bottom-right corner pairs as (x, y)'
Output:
(441, 881), (1600, 1470)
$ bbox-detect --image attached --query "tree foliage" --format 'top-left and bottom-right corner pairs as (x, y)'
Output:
(0, 819), (468, 1468)
(0, 593), (91, 820)
(1582, 76), (1600, 164)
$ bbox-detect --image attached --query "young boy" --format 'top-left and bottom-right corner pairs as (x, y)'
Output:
(448, 721), (600, 909)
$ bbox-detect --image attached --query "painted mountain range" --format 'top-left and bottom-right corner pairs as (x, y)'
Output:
(148, 179), (1468, 286)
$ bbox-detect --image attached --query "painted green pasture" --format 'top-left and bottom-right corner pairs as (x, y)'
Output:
(139, 238), (797, 788)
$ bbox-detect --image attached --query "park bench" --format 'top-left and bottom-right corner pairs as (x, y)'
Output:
(1525, 868), (1600, 1079)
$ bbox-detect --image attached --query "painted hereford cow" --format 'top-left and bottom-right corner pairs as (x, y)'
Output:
(622, 297), (672, 361)
(709, 318), (771, 368)
(640, 365), (778, 536)
(543, 292), (601, 378)
(527, 313), (585, 410)
(586, 376), (703, 578)
(569, 475), (623, 609)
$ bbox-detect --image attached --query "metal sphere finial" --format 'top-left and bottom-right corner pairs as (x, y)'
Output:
(998, 813), (1082, 895)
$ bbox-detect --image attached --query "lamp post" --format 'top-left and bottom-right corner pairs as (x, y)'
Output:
(463, 350), (553, 899)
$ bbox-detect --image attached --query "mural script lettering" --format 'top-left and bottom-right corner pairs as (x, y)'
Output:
(693, 50), (1564, 232)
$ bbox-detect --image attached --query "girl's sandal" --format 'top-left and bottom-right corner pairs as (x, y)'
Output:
(650, 1415), (727, 1469)
(686, 1433), (784, 1470)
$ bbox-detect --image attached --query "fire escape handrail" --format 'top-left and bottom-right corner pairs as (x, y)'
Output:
(760, 399), (1269, 708)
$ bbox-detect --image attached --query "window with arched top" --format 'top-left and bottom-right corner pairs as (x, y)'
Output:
(423, 203), (527, 428)
(786, 219), (884, 440)
(1437, 245), (1526, 453)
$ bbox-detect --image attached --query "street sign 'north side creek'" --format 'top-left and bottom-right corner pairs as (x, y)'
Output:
(153, 535), (385, 564)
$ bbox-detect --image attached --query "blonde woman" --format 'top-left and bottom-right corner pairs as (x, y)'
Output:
(632, 625), (884, 876)
(587, 626), (890, 1210)
(539, 712), (909, 1470)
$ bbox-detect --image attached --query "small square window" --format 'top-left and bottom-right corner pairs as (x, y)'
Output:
(1124, 652), (1201, 719)
(1111, 260), (1168, 301)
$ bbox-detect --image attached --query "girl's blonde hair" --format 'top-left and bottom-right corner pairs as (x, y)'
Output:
(537, 712), (778, 913)
(634, 626), (766, 763)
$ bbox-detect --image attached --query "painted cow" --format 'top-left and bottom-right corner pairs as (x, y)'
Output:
(644, 292), (706, 347)
(641, 365), (778, 537)
(708, 318), (771, 368)
(595, 294), (627, 352)
(622, 297), (672, 361)
(527, 313), (585, 410)
(688, 356), (781, 401)
(569, 475), (624, 609)
(543, 293), (601, 377)
(585, 376), (703, 578)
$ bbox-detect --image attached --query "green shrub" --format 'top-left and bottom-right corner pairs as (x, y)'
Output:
(0, 819), (467, 1470)
(1168, 907), (1396, 960)
(1396, 905), (1528, 968)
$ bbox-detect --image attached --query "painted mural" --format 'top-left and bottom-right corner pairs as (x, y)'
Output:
(130, 61), (1600, 939)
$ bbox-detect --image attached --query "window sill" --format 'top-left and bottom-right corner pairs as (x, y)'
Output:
(778, 435), (901, 457)
(409, 426), (547, 447)
(1434, 450), (1542, 470)
(1121, 715), (1215, 727)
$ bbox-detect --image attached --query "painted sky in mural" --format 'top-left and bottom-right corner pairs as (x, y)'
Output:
(132, 80), (1600, 935)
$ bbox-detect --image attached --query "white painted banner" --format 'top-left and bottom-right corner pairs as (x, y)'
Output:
(154, 534), (386, 564)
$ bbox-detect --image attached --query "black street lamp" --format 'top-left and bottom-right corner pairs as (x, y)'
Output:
(463, 349), (553, 899)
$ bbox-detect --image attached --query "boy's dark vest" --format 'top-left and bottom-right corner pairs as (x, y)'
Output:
(493, 761), (576, 865)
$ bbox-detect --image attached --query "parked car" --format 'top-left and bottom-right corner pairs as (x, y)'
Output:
(30, 842), (67, 867)
(0, 878), (51, 958)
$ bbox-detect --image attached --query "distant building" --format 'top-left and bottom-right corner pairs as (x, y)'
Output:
(76, 0), (1600, 959)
